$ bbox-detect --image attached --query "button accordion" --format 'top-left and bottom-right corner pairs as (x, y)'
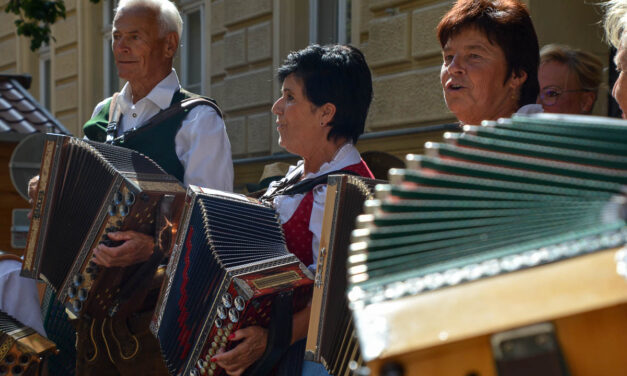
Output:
(306, 175), (383, 375)
(0, 309), (57, 376)
(151, 186), (314, 376)
(21, 134), (186, 319)
(348, 114), (627, 375)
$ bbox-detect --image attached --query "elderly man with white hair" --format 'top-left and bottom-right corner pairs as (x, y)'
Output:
(75, 0), (233, 374)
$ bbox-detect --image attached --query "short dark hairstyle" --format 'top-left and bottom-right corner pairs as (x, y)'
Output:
(437, 0), (540, 107)
(277, 44), (373, 144)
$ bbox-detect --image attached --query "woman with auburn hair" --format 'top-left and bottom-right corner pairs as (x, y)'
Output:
(603, 0), (627, 118)
(437, 0), (542, 125)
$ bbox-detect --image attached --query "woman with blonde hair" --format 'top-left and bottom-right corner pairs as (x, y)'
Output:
(537, 44), (603, 114)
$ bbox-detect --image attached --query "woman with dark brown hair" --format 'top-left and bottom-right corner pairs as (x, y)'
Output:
(437, 0), (542, 125)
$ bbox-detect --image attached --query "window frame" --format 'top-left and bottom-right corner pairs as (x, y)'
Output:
(180, 2), (205, 95)
(38, 45), (51, 110)
(308, 0), (350, 45)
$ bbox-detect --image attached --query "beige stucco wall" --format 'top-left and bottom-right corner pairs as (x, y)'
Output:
(0, 0), (615, 188)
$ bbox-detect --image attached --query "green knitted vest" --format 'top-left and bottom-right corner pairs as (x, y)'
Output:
(83, 89), (213, 182)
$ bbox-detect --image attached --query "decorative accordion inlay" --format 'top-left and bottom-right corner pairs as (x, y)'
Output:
(152, 187), (313, 376)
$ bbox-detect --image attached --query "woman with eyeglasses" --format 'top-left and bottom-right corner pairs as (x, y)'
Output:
(438, 0), (542, 126)
(537, 44), (603, 114)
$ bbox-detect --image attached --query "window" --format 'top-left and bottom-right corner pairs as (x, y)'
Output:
(309, 0), (351, 44)
(181, 4), (204, 94)
(103, 0), (119, 97)
(38, 46), (51, 110)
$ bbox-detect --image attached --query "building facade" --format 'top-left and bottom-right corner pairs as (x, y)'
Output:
(0, 0), (610, 190)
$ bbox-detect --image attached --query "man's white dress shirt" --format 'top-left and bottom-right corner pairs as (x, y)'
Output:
(0, 259), (46, 336)
(91, 69), (234, 191)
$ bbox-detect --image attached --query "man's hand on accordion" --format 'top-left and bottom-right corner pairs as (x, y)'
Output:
(92, 231), (155, 267)
(211, 326), (268, 376)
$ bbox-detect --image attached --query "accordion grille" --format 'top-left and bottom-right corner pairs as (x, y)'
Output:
(40, 141), (115, 290)
(0, 311), (23, 335)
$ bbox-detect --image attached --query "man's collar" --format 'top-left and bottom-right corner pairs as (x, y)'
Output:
(120, 69), (181, 110)
(145, 69), (180, 109)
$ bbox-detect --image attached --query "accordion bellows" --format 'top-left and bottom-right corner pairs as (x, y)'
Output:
(348, 114), (627, 365)
(22, 134), (185, 319)
(152, 186), (313, 376)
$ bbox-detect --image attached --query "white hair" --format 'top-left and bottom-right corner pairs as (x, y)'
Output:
(115, 0), (183, 39)
(603, 0), (627, 49)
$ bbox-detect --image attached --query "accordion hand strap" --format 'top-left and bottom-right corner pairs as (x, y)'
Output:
(107, 195), (176, 318)
(243, 291), (294, 376)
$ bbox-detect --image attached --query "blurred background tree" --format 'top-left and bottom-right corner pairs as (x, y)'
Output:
(4, 0), (101, 51)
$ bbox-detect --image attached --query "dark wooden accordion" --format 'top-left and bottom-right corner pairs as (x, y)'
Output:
(151, 186), (314, 376)
(21, 134), (186, 319)
(0, 309), (57, 376)
(348, 114), (627, 375)
(305, 175), (383, 376)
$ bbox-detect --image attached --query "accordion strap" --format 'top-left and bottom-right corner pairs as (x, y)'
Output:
(243, 291), (294, 376)
(260, 165), (360, 201)
(107, 195), (176, 318)
(106, 92), (121, 143)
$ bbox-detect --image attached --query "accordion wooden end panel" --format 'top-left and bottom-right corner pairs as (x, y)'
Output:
(152, 187), (314, 376)
(0, 311), (57, 376)
(347, 114), (627, 376)
(354, 248), (627, 376)
(306, 175), (382, 376)
(22, 134), (185, 320)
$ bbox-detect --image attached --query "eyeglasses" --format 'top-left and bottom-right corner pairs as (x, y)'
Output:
(538, 86), (589, 107)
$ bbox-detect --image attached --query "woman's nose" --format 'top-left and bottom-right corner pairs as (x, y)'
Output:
(271, 97), (283, 115)
(447, 55), (464, 74)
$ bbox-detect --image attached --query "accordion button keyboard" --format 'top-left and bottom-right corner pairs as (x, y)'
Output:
(228, 308), (239, 323)
(217, 306), (227, 320)
(234, 296), (245, 311)
(113, 192), (123, 205)
(78, 288), (88, 301)
(125, 191), (135, 205)
(73, 274), (84, 286)
(72, 300), (82, 312)
(222, 293), (232, 308)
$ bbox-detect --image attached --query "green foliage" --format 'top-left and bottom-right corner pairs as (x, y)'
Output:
(4, 0), (101, 51)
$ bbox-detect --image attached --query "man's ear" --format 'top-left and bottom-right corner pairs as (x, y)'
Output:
(509, 69), (528, 90)
(164, 32), (179, 59)
(320, 103), (337, 126)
